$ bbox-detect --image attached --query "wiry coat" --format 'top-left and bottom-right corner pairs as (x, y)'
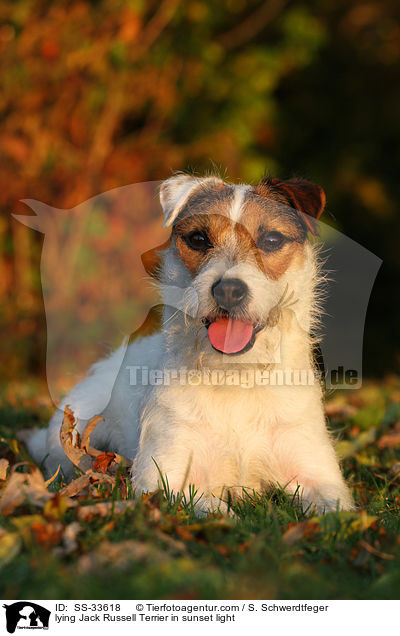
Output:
(27, 174), (354, 513)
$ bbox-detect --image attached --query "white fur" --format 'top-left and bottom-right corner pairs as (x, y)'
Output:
(160, 174), (223, 227)
(228, 185), (251, 222)
(27, 175), (353, 514)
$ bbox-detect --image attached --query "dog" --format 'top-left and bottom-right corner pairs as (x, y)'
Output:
(27, 173), (354, 514)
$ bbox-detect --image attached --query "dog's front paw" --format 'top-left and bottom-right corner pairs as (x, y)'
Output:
(194, 496), (232, 517)
(296, 484), (355, 515)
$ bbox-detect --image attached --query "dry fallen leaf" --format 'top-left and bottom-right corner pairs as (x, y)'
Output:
(43, 493), (70, 520)
(0, 459), (9, 481)
(52, 521), (82, 556)
(377, 429), (400, 449)
(60, 406), (131, 475)
(152, 529), (187, 554)
(60, 406), (93, 473)
(6, 408), (133, 519)
(357, 539), (394, 560)
(0, 464), (76, 516)
(31, 520), (64, 548)
(59, 472), (115, 497)
(282, 520), (320, 545)
(94, 452), (116, 473)
(80, 415), (104, 455)
(76, 500), (136, 520)
(0, 468), (53, 516)
(77, 540), (170, 573)
(11, 514), (47, 534)
(59, 474), (93, 497)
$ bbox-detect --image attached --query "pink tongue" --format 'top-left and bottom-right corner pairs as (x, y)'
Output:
(207, 318), (253, 354)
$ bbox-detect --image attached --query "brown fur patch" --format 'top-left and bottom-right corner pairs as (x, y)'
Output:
(239, 192), (306, 279)
(173, 187), (307, 279)
(141, 238), (171, 279)
(174, 214), (232, 275)
(173, 184), (234, 275)
(128, 304), (164, 343)
(254, 177), (326, 234)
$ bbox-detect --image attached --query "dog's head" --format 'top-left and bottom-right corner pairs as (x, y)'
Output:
(151, 174), (325, 363)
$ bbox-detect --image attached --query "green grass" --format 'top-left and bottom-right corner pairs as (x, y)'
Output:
(2, 380), (400, 600)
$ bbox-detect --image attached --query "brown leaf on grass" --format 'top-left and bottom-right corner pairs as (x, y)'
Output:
(282, 520), (320, 545)
(0, 459), (9, 481)
(6, 407), (132, 513)
(59, 474), (93, 497)
(31, 520), (64, 548)
(152, 529), (188, 554)
(94, 452), (116, 473)
(60, 407), (131, 474)
(0, 464), (76, 516)
(43, 493), (71, 520)
(53, 521), (82, 556)
(59, 472), (115, 497)
(108, 452), (131, 471)
(141, 490), (164, 508)
(80, 415), (104, 455)
(10, 515), (81, 555)
(11, 514), (48, 533)
(0, 466), (53, 515)
(377, 427), (400, 449)
(175, 525), (195, 541)
(77, 540), (170, 573)
(357, 539), (395, 560)
(80, 413), (131, 470)
(76, 500), (136, 521)
(172, 518), (234, 544)
(61, 522), (82, 554)
(60, 406), (93, 473)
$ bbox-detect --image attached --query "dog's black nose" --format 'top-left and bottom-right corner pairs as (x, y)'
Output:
(211, 278), (249, 310)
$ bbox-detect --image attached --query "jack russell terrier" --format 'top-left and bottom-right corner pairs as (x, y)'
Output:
(27, 174), (354, 514)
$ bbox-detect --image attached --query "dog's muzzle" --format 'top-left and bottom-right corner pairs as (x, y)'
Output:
(203, 278), (264, 355)
(211, 278), (249, 312)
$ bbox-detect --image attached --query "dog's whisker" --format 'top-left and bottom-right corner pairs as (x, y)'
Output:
(277, 282), (289, 305)
(284, 298), (299, 308)
(285, 290), (295, 304)
(162, 308), (181, 327)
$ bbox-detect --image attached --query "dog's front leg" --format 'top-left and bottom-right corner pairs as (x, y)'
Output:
(132, 449), (229, 516)
(271, 423), (354, 513)
(131, 407), (231, 515)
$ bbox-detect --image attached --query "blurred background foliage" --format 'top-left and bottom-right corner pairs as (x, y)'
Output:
(0, 0), (399, 382)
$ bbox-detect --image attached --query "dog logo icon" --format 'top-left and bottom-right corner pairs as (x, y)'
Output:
(3, 602), (50, 633)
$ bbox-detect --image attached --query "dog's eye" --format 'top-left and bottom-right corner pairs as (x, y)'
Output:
(258, 231), (286, 252)
(185, 230), (212, 251)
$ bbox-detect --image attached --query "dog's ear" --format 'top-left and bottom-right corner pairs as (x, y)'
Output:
(141, 238), (171, 279)
(160, 173), (224, 227)
(257, 177), (326, 234)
